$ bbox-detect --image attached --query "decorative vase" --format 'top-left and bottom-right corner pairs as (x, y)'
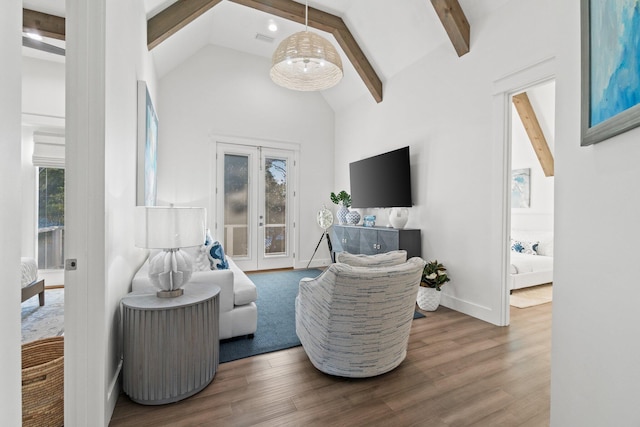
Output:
(336, 203), (349, 225)
(346, 210), (361, 225)
(417, 286), (441, 311)
(388, 207), (409, 229)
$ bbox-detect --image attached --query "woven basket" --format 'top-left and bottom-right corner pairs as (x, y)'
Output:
(22, 336), (64, 427)
(417, 287), (441, 311)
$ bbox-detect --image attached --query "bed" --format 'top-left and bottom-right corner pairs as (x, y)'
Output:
(21, 257), (45, 306)
(509, 231), (554, 290)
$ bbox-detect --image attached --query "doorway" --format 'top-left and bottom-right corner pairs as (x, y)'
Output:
(493, 56), (556, 326)
(215, 142), (297, 271)
(508, 81), (555, 314)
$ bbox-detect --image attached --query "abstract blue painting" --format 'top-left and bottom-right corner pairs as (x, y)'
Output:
(137, 81), (158, 206)
(582, 0), (640, 145)
(590, 0), (640, 126)
(511, 168), (530, 209)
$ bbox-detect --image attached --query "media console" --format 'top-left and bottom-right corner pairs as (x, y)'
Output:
(331, 225), (421, 260)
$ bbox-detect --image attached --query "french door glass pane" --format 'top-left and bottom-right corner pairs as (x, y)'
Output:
(264, 157), (287, 256)
(224, 154), (249, 257)
(38, 167), (65, 269)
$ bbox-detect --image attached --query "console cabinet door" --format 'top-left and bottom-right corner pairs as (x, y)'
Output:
(333, 226), (360, 253)
(377, 229), (399, 253)
(359, 230), (377, 255)
(343, 227), (360, 253)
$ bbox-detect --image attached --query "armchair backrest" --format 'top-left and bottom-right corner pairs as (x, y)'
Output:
(335, 250), (408, 267)
(296, 256), (426, 377)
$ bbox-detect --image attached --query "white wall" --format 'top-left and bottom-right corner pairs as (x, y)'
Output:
(335, 0), (557, 325)
(65, 0), (155, 424)
(0, 0), (23, 424)
(551, 1), (640, 425)
(158, 44), (335, 266)
(511, 81), (555, 232)
(21, 56), (66, 257)
(104, 0), (157, 421)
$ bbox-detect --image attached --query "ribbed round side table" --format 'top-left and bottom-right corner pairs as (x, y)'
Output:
(121, 283), (220, 405)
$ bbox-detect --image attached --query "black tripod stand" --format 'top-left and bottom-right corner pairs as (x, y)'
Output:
(306, 229), (333, 268)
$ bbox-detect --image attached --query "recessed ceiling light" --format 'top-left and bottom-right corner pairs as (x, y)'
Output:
(268, 21), (278, 32)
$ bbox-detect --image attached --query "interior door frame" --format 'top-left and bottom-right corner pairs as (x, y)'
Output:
(211, 135), (299, 272)
(493, 56), (556, 326)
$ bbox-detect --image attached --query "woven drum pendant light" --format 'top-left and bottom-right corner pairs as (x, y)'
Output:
(270, 1), (343, 91)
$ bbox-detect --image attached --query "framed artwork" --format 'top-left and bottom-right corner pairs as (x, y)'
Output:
(511, 168), (530, 208)
(137, 80), (158, 206)
(581, 0), (640, 146)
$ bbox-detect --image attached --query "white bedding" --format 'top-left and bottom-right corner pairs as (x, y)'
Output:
(510, 252), (553, 274)
(509, 252), (553, 290)
(21, 257), (38, 288)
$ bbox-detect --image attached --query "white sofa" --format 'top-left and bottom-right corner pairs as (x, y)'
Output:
(510, 230), (554, 290)
(132, 254), (257, 340)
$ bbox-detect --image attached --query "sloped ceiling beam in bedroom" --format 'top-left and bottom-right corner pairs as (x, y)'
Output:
(430, 0), (470, 57)
(23, 9), (65, 41)
(512, 92), (555, 177)
(147, 0), (384, 103)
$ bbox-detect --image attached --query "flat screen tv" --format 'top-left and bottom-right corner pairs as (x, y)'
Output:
(349, 146), (413, 208)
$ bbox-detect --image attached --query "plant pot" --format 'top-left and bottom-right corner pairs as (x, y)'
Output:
(336, 204), (349, 225)
(417, 286), (441, 311)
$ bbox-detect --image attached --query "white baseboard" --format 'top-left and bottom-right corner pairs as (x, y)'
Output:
(440, 294), (502, 326)
(106, 359), (123, 424)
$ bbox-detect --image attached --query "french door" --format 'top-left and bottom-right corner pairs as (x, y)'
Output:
(215, 143), (295, 271)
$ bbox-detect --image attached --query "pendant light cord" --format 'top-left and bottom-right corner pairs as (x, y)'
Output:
(305, 0), (309, 31)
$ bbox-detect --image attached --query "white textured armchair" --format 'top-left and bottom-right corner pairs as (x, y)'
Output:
(295, 256), (426, 378)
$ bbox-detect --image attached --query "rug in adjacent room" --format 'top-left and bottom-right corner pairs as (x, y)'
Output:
(510, 283), (553, 308)
(22, 288), (65, 343)
(220, 268), (425, 363)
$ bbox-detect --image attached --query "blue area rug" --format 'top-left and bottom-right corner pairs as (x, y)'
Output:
(219, 268), (425, 363)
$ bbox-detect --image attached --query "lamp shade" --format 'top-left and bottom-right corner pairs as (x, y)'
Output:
(270, 30), (343, 91)
(135, 207), (206, 249)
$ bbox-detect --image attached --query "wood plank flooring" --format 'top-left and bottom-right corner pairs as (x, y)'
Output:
(110, 303), (551, 426)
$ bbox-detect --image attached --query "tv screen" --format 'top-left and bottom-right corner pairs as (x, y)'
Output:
(349, 146), (413, 208)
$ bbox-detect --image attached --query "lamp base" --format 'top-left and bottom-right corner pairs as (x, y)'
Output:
(148, 249), (193, 295)
(156, 289), (184, 298)
(388, 208), (409, 229)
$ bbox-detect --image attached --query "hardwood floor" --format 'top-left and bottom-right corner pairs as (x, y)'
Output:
(110, 303), (551, 427)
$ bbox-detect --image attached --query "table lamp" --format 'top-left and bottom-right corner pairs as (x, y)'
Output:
(135, 206), (206, 298)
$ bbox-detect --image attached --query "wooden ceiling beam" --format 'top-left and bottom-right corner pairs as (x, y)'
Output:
(149, 0), (383, 103)
(148, 0), (223, 50)
(430, 0), (470, 57)
(23, 9), (65, 41)
(512, 92), (555, 177)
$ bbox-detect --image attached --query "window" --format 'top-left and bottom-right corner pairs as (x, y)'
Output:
(38, 167), (65, 269)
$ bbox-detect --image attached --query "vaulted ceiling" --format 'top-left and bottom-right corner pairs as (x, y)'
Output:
(22, 0), (513, 110)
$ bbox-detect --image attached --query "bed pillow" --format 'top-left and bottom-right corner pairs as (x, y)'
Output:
(511, 239), (539, 255)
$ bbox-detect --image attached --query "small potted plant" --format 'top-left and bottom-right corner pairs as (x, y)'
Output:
(330, 190), (352, 225)
(417, 260), (450, 311)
